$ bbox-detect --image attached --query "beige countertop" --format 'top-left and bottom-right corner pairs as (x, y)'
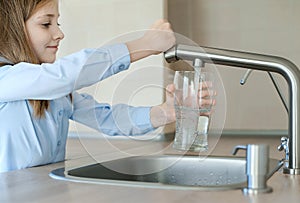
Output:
(1, 134), (299, 203)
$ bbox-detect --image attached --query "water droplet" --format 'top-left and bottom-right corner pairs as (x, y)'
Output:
(170, 175), (176, 183)
(197, 179), (203, 185)
(227, 178), (232, 184)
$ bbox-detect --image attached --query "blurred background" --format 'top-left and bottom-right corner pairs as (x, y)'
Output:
(58, 0), (300, 136)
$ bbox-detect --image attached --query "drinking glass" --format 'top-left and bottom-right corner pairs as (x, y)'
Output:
(173, 70), (214, 152)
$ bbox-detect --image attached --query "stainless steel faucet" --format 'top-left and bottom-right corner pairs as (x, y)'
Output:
(164, 44), (300, 175)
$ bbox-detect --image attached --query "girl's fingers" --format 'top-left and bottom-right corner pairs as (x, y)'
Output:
(198, 90), (216, 98)
(199, 98), (215, 106)
(199, 81), (213, 90)
(150, 19), (166, 28)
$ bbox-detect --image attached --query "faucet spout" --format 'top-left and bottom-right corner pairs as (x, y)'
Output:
(164, 44), (300, 175)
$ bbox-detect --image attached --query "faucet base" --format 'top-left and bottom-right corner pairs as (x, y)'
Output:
(283, 167), (300, 175)
(242, 187), (273, 195)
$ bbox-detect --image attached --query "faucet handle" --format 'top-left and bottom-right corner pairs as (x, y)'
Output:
(240, 69), (253, 85)
(232, 145), (247, 155)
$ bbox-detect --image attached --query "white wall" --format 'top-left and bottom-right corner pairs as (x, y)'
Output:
(58, 0), (167, 133)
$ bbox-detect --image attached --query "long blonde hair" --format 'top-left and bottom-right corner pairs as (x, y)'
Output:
(0, 0), (54, 117)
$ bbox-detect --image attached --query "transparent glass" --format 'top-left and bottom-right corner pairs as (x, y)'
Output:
(173, 71), (215, 152)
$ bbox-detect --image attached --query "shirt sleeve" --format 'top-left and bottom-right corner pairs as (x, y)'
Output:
(70, 92), (155, 136)
(0, 44), (130, 102)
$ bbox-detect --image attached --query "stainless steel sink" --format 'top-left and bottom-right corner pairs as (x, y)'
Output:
(50, 155), (283, 190)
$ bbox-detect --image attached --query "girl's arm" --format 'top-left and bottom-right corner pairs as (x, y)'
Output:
(126, 19), (175, 63)
(0, 44), (130, 102)
(70, 92), (155, 135)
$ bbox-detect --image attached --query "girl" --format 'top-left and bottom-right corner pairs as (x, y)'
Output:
(0, 0), (176, 172)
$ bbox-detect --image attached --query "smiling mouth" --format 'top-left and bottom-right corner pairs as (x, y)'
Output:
(47, 46), (58, 49)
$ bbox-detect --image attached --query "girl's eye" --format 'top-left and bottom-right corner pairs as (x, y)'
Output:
(42, 23), (51, 28)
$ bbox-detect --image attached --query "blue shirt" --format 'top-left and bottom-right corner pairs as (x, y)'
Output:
(0, 44), (155, 172)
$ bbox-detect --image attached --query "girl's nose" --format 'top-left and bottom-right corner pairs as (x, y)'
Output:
(54, 26), (65, 41)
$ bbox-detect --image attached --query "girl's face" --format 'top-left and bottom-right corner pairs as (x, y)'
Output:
(25, 0), (64, 63)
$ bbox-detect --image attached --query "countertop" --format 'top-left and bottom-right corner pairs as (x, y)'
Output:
(1, 133), (299, 203)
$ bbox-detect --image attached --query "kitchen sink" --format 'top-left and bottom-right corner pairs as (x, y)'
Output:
(50, 155), (283, 190)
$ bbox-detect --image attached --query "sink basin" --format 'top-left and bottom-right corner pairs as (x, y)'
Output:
(50, 155), (283, 190)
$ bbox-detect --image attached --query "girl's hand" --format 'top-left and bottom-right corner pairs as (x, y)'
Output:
(142, 19), (176, 54)
(198, 82), (216, 116)
(126, 19), (176, 62)
(150, 83), (216, 128)
(150, 84), (176, 128)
